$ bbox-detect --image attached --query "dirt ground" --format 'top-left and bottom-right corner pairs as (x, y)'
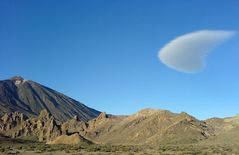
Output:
(1, 141), (239, 155)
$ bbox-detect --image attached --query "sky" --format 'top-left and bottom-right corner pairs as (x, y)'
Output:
(1, 0), (239, 120)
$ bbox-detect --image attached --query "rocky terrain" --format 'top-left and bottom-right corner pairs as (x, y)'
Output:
(1, 108), (239, 146)
(0, 110), (61, 142)
(0, 109), (239, 154)
(84, 109), (215, 145)
(0, 76), (239, 154)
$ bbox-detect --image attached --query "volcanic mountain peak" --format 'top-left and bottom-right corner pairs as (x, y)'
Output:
(10, 76), (26, 85)
(10, 76), (24, 81)
(0, 76), (100, 122)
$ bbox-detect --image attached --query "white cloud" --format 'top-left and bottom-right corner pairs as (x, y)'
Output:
(158, 30), (236, 73)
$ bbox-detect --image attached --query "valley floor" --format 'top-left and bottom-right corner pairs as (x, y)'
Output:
(0, 140), (239, 155)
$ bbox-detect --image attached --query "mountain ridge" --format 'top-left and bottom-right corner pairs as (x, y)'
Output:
(0, 76), (100, 122)
(0, 76), (239, 146)
(1, 108), (239, 146)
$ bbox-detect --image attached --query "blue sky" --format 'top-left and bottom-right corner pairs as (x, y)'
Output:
(1, 0), (239, 120)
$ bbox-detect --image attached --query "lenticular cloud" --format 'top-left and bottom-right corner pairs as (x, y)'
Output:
(159, 30), (236, 73)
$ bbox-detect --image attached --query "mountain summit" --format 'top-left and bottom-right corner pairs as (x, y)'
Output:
(0, 76), (100, 122)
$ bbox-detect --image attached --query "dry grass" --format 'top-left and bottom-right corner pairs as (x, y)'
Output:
(0, 141), (239, 155)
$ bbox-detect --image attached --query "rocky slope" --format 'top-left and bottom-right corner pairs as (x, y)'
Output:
(0, 109), (93, 144)
(47, 133), (92, 145)
(0, 110), (61, 141)
(204, 115), (239, 144)
(0, 76), (100, 122)
(83, 109), (215, 145)
(81, 109), (239, 145)
(0, 109), (239, 145)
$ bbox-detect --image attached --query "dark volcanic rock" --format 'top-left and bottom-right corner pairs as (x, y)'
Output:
(0, 76), (100, 122)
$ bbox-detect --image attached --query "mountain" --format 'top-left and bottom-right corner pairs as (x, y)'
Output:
(204, 115), (239, 145)
(82, 109), (215, 145)
(0, 76), (100, 122)
(36, 109), (215, 145)
(1, 108), (239, 146)
(0, 77), (239, 145)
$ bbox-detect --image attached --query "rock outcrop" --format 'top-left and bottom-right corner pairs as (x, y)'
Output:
(1, 108), (239, 146)
(47, 133), (92, 145)
(61, 116), (87, 135)
(0, 109), (61, 142)
(1, 112), (28, 131)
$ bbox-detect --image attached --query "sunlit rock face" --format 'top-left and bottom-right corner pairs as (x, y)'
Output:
(10, 76), (26, 85)
(0, 109), (61, 141)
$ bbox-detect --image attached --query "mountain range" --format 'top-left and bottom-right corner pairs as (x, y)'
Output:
(0, 76), (239, 145)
